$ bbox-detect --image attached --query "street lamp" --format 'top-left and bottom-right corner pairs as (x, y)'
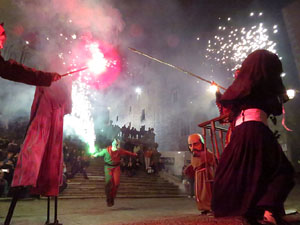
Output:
(135, 87), (142, 95)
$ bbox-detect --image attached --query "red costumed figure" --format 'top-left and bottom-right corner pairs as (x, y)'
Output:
(12, 78), (72, 195)
(94, 139), (137, 207)
(5, 78), (72, 225)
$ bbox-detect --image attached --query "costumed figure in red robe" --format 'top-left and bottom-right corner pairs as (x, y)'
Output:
(184, 133), (216, 214)
(12, 77), (72, 196)
(211, 49), (295, 225)
(0, 23), (61, 86)
(5, 77), (72, 225)
(93, 139), (137, 207)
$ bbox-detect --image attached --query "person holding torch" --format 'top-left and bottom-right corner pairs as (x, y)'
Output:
(93, 139), (137, 207)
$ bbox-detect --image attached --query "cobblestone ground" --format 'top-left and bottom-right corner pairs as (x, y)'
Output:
(0, 183), (299, 225)
(118, 215), (249, 225)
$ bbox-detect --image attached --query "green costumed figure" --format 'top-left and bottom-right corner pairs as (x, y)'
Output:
(94, 139), (137, 206)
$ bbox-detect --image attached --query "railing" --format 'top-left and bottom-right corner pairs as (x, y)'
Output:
(198, 114), (229, 182)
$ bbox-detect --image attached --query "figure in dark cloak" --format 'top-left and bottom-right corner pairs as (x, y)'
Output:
(211, 49), (295, 225)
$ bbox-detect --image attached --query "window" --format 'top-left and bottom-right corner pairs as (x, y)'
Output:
(141, 109), (145, 122)
(129, 106), (132, 113)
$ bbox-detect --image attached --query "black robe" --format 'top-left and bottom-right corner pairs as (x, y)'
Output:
(212, 50), (295, 218)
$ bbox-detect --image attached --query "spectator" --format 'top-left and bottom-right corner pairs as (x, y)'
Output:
(126, 157), (135, 177)
(69, 156), (89, 179)
(134, 158), (141, 172)
(120, 157), (127, 173)
(151, 148), (161, 174)
(144, 147), (152, 171)
(59, 162), (68, 193)
(0, 170), (8, 196)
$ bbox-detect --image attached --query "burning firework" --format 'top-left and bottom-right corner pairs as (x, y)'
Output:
(51, 30), (121, 154)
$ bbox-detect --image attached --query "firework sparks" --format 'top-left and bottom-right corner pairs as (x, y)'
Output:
(50, 26), (121, 154)
(205, 12), (280, 74)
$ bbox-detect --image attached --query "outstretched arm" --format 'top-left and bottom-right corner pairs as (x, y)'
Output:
(120, 149), (137, 157)
(0, 55), (61, 86)
(93, 148), (106, 157)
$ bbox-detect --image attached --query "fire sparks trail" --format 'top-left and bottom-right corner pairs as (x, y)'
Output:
(64, 82), (96, 154)
(205, 12), (281, 74)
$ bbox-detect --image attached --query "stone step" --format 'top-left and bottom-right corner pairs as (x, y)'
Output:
(57, 194), (187, 199)
(66, 184), (178, 189)
(60, 158), (183, 199)
(67, 181), (175, 187)
(69, 177), (174, 184)
(62, 190), (183, 195)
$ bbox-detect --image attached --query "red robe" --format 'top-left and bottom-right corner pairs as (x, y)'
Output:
(12, 78), (72, 196)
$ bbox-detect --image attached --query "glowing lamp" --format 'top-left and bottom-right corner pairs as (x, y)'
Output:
(135, 87), (142, 95)
(287, 89), (296, 100)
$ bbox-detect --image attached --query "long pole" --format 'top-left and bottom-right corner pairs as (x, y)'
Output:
(129, 47), (226, 90)
(61, 66), (88, 77)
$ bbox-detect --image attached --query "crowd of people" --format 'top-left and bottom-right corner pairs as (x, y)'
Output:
(0, 139), (19, 197)
(120, 144), (164, 177)
(103, 122), (155, 144)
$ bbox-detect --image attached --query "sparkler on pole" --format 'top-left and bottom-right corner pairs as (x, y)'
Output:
(61, 66), (89, 77)
(128, 47), (226, 90)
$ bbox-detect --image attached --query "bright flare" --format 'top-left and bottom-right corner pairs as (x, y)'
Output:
(287, 89), (296, 100)
(209, 83), (218, 93)
(86, 43), (108, 75)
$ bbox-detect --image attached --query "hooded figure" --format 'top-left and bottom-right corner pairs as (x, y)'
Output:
(212, 50), (295, 225)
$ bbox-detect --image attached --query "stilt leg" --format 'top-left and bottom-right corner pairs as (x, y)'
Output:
(54, 196), (58, 223)
(4, 189), (21, 225)
(47, 196), (62, 225)
(45, 196), (50, 225)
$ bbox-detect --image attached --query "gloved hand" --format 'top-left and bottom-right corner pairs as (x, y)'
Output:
(52, 73), (62, 82)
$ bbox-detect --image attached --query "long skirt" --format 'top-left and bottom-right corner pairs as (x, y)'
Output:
(195, 168), (213, 211)
(212, 121), (295, 217)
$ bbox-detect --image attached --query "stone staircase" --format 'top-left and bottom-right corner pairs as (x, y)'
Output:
(59, 157), (186, 199)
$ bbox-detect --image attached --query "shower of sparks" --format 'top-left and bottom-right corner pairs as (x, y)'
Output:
(64, 82), (96, 154)
(49, 24), (120, 154)
(205, 12), (280, 74)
